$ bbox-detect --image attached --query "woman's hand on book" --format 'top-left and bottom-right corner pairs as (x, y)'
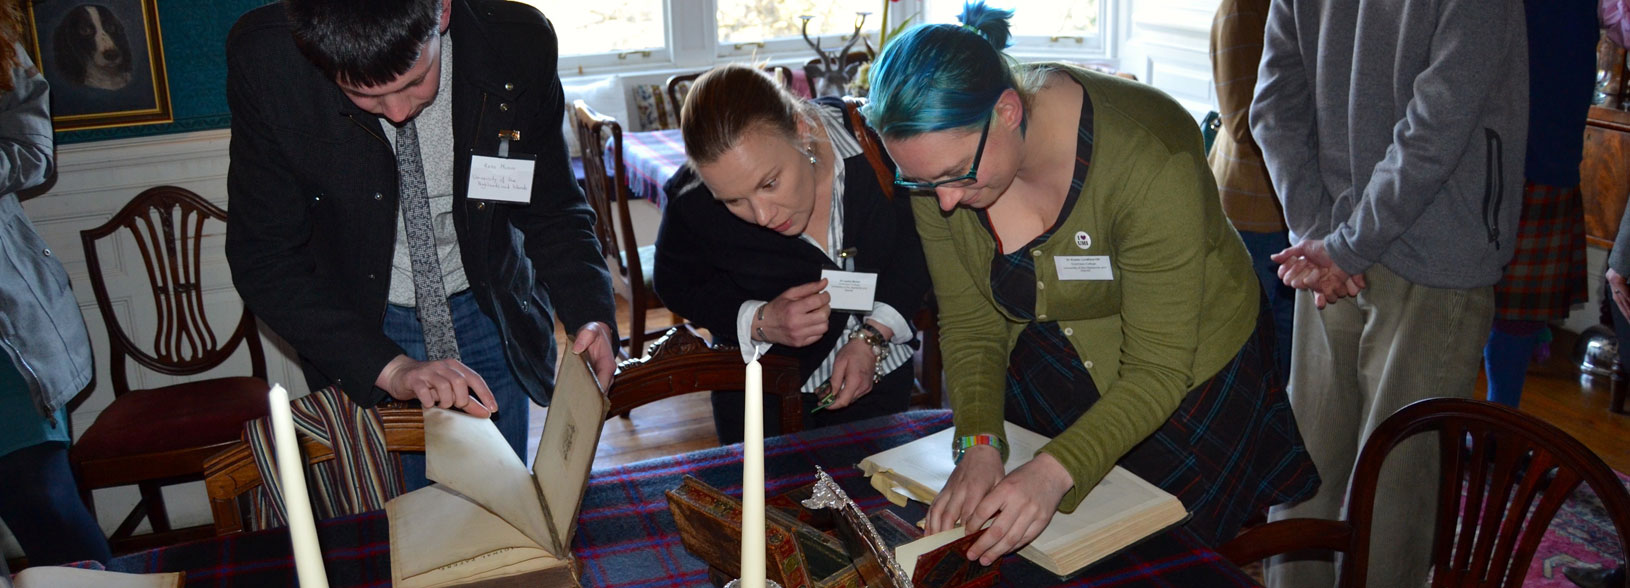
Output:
(959, 452), (1073, 566)
(926, 444), (1003, 536)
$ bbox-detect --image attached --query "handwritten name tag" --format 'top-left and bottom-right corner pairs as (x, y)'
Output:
(1055, 256), (1114, 281)
(468, 154), (535, 203)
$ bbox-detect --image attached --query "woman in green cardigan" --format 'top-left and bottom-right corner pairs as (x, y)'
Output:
(863, 3), (1319, 565)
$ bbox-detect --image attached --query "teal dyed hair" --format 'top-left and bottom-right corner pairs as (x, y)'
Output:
(863, 2), (1018, 139)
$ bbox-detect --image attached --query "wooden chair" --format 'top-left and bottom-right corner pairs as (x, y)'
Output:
(607, 325), (804, 434)
(665, 65), (798, 125)
(203, 403), (424, 536)
(74, 185), (271, 548)
(910, 300), (943, 409)
(573, 100), (667, 358)
(1220, 398), (1630, 588)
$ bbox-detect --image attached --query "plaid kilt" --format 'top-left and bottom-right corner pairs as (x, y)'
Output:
(1494, 182), (1588, 321)
(1004, 299), (1321, 546)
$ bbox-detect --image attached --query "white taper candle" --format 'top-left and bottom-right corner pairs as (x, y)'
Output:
(741, 358), (766, 588)
(268, 384), (330, 588)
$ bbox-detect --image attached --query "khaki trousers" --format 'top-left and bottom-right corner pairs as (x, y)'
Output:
(1264, 265), (1493, 588)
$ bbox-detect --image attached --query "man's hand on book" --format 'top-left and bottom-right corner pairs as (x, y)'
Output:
(571, 321), (618, 389)
(959, 452), (1073, 566)
(377, 355), (497, 417)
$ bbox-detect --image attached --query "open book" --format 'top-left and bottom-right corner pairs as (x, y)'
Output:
(386, 351), (608, 588)
(6, 568), (181, 588)
(858, 422), (1188, 577)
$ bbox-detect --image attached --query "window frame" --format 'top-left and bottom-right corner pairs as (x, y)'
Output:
(548, 0), (1117, 78)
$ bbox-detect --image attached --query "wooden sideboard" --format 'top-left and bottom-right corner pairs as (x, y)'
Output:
(1583, 41), (1630, 250)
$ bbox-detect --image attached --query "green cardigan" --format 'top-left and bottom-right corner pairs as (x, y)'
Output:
(917, 64), (1260, 511)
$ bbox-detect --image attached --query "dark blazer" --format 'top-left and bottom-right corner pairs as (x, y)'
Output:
(224, 0), (615, 407)
(654, 100), (929, 379)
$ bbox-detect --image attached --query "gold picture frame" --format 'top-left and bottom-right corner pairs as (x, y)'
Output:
(26, 0), (172, 131)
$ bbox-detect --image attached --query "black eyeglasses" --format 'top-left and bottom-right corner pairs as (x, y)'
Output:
(894, 114), (992, 191)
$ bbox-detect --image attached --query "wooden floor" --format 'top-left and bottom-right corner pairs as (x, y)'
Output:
(1501, 327), (1629, 473)
(547, 303), (1630, 474)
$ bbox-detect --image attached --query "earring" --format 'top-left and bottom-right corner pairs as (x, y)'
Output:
(805, 144), (817, 165)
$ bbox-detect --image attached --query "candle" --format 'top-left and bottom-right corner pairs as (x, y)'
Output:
(269, 384), (330, 588)
(741, 358), (765, 588)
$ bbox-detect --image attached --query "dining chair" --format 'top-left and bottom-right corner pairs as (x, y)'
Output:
(573, 99), (669, 358)
(607, 325), (804, 434)
(202, 391), (424, 536)
(665, 65), (798, 125)
(910, 300), (943, 409)
(74, 185), (271, 548)
(1219, 397), (1630, 588)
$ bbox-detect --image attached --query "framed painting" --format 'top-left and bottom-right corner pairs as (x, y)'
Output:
(26, 0), (172, 131)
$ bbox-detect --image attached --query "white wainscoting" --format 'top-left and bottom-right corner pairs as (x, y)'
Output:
(4, 129), (310, 555)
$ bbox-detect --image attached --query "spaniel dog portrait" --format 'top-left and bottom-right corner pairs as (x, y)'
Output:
(53, 4), (133, 91)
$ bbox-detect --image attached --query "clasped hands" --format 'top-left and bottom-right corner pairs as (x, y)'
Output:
(375, 321), (617, 417)
(1272, 238), (1366, 309)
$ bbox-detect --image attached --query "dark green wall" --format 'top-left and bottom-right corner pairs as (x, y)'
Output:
(57, 0), (267, 145)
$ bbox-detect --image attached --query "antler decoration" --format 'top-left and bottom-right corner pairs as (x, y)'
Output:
(801, 12), (871, 97)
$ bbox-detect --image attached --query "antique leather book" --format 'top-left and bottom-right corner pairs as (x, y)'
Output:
(858, 422), (1188, 577)
(666, 475), (862, 588)
(804, 469), (999, 588)
(669, 475), (998, 588)
(386, 351), (608, 587)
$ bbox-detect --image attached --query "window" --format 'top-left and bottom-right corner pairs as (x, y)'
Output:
(715, 0), (881, 58)
(524, 0), (1116, 78)
(520, 1), (669, 69)
(918, 0), (1107, 56)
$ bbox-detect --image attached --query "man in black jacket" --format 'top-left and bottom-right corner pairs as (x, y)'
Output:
(224, 0), (616, 467)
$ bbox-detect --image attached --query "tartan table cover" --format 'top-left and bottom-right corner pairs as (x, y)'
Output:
(616, 129), (685, 207)
(106, 410), (1259, 587)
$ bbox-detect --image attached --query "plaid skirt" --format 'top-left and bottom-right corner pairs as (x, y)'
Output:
(1494, 182), (1589, 321)
(1003, 302), (1321, 546)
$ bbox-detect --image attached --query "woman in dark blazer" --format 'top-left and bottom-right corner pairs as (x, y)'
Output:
(655, 64), (930, 443)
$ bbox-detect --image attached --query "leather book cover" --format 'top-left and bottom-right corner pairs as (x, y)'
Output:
(908, 531), (999, 588)
(769, 482), (835, 531)
(665, 476), (815, 588)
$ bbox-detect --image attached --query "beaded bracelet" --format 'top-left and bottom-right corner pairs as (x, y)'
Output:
(846, 325), (887, 383)
(951, 433), (1010, 464)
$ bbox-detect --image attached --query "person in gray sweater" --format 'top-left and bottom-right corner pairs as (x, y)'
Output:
(1249, 0), (1527, 586)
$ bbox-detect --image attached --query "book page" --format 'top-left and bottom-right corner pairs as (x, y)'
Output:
(388, 484), (555, 583)
(13, 567), (182, 588)
(895, 526), (968, 570)
(423, 407), (553, 553)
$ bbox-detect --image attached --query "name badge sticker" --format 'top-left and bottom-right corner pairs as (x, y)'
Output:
(468, 153), (536, 203)
(820, 269), (879, 312)
(1055, 256), (1114, 281)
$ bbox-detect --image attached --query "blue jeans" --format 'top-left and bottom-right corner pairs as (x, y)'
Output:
(1237, 229), (1295, 387)
(383, 290), (530, 489)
